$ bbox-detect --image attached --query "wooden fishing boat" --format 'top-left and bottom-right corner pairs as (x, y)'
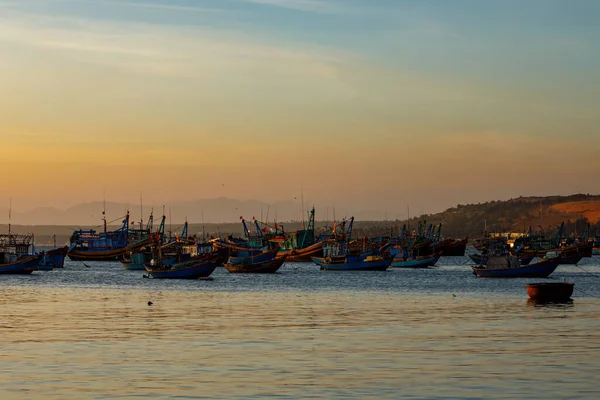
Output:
(517, 240), (594, 259)
(391, 253), (441, 268)
(526, 282), (574, 302)
(68, 234), (157, 261)
(227, 249), (278, 265)
(471, 256), (561, 278)
(430, 237), (468, 256)
(223, 254), (287, 273)
(0, 254), (42, 275)
(277, 240), (324, 262)
(38, 246), (68, 269)
(543, 250), (582, 265)
(145, 253), (221, 279)
(121, 251), (152, 270)
(469, 253), (535, 266)
(68, 213), (160, 261)
(319, 254), (392, 271)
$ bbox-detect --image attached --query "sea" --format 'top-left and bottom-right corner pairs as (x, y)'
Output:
(1, 254), (600, 399)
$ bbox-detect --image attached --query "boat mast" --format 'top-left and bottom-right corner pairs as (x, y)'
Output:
(103, 196), (107, 234)
(300, 185), (305, 230)
(8, 196), (11, 237)
(202, 209), (205, 241)
(140, 193), (143, 231)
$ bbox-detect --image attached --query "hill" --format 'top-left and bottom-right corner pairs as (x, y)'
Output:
(412, 194), (600, 239)
(4, 194), (600, 245)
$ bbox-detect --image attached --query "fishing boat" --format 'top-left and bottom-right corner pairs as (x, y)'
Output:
(277, 241), (324, 262)
(0, 253), (42, 275)
(526, 282), (574, 302)
(145, 252), (221, 279)
(227, 248), (278, 265)
(543, 250), (582, 265)
(430, 237), (468, 256)
(37, 245), (69, 270)
(224, 254), (287, 273)
(469, 253), (535, 266)
(471, 255), (561, 278)
(270, 207), (325, 262)
(391, 253), (441, 268)
(121, 251), (152, 270)
(0, 232), (47, 273)
(319, 254), (392, 271)
(68, 213), (158, 261)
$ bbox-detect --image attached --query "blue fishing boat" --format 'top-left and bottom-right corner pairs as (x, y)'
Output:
(224, 254), (287, 273)
(68, 213), (158, 261)
(319, 254), (392, 271)
(471, 256), (561, 278)
(227, 248), (278, 265)
(145, 253), (221, 279)
(0, 232), (49, 273)
(121, 252), (153, 270)
(391, 253), (441, 268)
(0, 253), (42, 274)
(37, 245), (69, 270)
(469, 253), (535, 266)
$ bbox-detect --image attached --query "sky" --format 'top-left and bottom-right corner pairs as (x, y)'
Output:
(1, 0), (599, 219)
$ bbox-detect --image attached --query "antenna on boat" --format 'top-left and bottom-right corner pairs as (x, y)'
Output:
(140, 193), (143, 231)
(202, 209), (205, 241)
(8, 196), (12, 237)
(103, 192), (107, 234)
(300, 185), (305, 229)
(169, 206), (172, 241)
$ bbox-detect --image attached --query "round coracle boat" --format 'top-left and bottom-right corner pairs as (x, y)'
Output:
(526, 282), (574, 302)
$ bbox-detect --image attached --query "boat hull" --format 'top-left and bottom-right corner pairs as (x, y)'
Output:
(320, 256), (392, 271)
(469, 253), (535, 266)
(145, 255), (220, 279)
(227, 249), (277, 265)
(0, 255), (42, 275)
(391, 254), (440, 268)
(277, 241), (324, 262)
(68, 237), (155, 262)
(38, 246), (69, 270)
(224, 255), (287, 273)
(518, 241), (594, 259)
(526, 282), (574, 302)
(472, 257), (561, 278)
(121, 252), (152, 270)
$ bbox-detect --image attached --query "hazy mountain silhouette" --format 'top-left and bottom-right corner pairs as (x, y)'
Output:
(0, 198), (396, 226)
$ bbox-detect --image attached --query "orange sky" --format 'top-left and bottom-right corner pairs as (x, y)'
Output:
(1, 0), (599, 216)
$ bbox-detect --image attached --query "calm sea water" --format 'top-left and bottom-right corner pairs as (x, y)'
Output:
(1, 256), (600, 399)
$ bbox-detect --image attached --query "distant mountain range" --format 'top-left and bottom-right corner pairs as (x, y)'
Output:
(2, 194), (599, 245)
(0, 198), (397, 226)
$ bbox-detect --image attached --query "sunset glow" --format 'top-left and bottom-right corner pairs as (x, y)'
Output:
(1, 0), (599, 217)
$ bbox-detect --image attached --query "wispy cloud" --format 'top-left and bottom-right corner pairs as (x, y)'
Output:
(237, 0), (344, 13)
(94, 0), (222, 14)
(0, 11), (352, 83)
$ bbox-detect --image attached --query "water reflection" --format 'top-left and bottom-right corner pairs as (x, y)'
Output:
(527, 298), (575, 308)
(0, 287), (599, 399)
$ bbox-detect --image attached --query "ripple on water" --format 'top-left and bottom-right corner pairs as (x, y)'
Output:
(0, 257), (599, 399)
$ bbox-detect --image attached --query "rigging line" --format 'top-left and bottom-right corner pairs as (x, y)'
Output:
(573, 264), (600, 279)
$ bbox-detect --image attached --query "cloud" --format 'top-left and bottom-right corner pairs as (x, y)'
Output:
(93, 0), (222, 14)
(0, 11), (351, 83)
(237, 0), (342, 13)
